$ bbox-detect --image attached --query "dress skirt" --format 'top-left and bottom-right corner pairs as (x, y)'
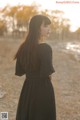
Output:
(16, 76), (56, 120)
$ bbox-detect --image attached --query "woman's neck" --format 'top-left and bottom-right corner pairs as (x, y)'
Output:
(38, 36), (46, 44)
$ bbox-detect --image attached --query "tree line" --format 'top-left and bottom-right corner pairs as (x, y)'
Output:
(0, 4), (80, 40)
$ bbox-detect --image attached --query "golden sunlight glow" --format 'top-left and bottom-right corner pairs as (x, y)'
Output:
(0, 0), (80, 32)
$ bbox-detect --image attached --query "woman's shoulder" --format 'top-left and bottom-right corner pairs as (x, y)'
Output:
(38, 43), (52, 54)
(38, 43), (52, 49)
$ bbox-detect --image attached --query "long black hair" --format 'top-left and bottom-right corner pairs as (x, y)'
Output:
(14, 15), (51, 71)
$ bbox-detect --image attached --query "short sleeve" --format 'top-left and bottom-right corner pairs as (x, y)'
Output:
(39, 44), (55, 77)
(15, 59), (25, 76)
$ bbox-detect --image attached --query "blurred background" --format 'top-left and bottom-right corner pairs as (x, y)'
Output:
(0, 0), (80, 120)
(0, 0), (80, 39)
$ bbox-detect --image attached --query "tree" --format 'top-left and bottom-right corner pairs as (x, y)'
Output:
(50, 10), (64, 39)
(49, 10), (71, 40)
(1, 5), (38, 37)
(16, 5), (38, 31)
(0, 20), (7, 35)
(75, 27), (80, 40)
(60, 18), (70, 40)
(4, 6), (18, 31)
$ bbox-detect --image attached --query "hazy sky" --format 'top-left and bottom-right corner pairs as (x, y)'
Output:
(0, 0), (80, 31)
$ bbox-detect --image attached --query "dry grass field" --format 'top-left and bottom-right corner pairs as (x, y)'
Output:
(0, 37), (80, 120)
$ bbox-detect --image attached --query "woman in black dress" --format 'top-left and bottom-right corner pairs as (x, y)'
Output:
(14, 15), (56, 120)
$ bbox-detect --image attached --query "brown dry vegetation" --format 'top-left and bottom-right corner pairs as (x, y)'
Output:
(0, 37), (80, 120)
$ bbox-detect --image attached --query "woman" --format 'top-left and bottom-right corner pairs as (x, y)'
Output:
(14, 15), (56, 120)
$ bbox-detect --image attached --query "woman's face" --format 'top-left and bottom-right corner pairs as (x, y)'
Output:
(40, 22), (51, 38)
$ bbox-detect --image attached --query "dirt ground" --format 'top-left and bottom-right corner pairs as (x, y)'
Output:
(0, 37), (80, 120)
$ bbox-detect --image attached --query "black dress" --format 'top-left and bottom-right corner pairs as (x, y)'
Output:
(15, 43), (56, 120)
